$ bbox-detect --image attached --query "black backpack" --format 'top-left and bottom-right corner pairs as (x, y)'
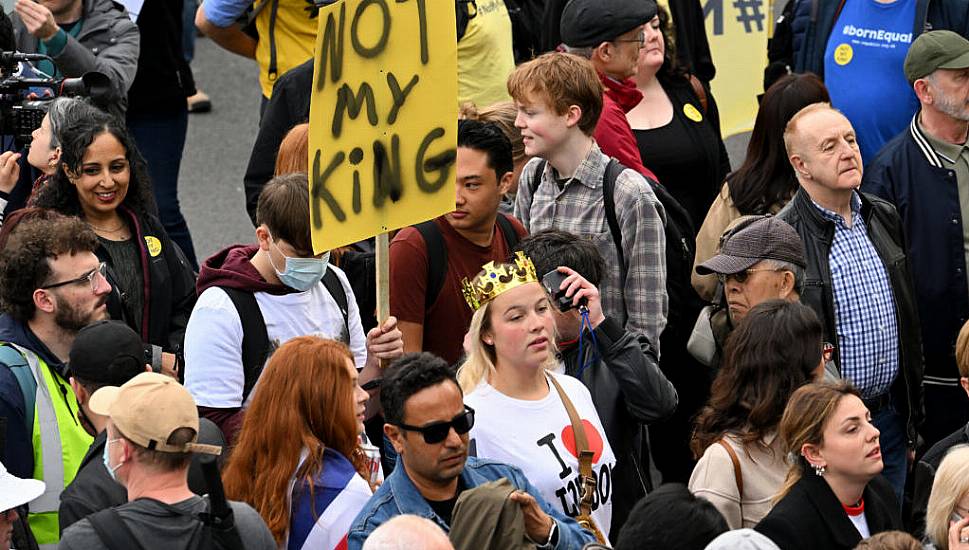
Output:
(221, 269), (350, 403)
(414, 214), (521, 311)
(528, 159), (704, 337)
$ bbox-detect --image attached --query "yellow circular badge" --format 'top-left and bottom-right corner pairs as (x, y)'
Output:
(834, 43), (853, 66)
(144, 236), (162, 257)
(683, 103), (703, 123)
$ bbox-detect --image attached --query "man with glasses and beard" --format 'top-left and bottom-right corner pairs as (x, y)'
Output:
(0, 212), (111, 547)
(347, 353), (593, 549)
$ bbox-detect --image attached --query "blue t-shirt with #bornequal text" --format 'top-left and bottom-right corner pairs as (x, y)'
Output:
(823, 0), (919, 162)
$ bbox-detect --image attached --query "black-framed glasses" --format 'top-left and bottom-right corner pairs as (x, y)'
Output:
(716, 267), (783, 285)
(397, 406), (475, 444)
(40, 262), (106, 293)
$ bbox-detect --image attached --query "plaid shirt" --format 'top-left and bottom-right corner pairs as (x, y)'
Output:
(515, 142), (668, 352)
(813, 193), (899, 397)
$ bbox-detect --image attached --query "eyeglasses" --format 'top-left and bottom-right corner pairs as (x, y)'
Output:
(40, 262), (107, 293)
(716, 267), (784, 285)
(613, 32), (646, 46)
(397, 406), (475, 444)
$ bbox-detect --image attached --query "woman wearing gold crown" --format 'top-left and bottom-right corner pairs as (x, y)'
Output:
(458, 252), (617, 544)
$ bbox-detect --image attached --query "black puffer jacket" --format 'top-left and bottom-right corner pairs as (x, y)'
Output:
(559, 316), (677, 539)
(777, 188), (924, 442)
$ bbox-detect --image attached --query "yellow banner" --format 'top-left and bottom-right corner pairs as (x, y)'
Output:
(308, 0), (458, 252)
(702, 0), (770, 136)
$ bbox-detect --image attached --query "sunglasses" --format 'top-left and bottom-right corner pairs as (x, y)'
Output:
(716, 267), (783, 285)
(397, 406), (475, 444)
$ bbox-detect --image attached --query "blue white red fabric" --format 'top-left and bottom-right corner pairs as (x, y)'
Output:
(812, 192), (899, 397)
(287, 448), (373, 550)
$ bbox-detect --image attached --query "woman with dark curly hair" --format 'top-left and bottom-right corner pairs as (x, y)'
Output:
(31, 113), (195, 376)
(689, 300), (825, 528)
(626, 5), (730, 233)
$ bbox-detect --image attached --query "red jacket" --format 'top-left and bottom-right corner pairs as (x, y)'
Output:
(594, 73), (659, 182)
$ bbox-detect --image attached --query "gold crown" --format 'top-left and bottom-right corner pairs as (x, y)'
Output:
(461, 251), (539, 311)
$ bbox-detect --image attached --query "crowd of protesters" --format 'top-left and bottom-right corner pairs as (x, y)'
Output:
(3, 0), (969, 548)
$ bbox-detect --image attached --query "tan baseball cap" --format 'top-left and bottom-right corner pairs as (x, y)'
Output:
(89, 372), (221, 455)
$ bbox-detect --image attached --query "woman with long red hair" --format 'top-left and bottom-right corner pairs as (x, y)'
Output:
(223, 336), (374, 549)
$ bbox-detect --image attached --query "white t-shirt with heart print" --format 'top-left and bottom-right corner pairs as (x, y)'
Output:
(465, 370), (617, 536)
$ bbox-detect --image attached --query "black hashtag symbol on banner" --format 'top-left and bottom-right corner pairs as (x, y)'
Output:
(733, 0), (764, 33)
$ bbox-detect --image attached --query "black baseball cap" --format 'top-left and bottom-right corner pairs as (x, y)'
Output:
(69, 320), (146, 386)
(560, 0), (658, 48)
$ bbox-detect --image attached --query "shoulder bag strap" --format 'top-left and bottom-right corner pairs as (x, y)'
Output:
(87, 508), (148, 550)
(717, 438), (744, 498)
(529, 159), (547, 197)
(688, 74), (709, 114)
(547, 375), (606, 544)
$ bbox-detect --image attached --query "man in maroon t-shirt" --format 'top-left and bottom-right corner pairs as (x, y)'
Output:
(390, 120), (527, 364)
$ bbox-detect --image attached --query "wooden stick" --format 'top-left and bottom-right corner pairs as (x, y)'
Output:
(375, 232), (390, 368)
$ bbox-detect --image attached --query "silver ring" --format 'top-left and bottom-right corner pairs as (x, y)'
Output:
(961, 536), (969, 544)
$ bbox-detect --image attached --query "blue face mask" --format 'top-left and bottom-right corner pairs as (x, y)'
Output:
(268, 237), (330, 292)
(102, 437), (123, 482)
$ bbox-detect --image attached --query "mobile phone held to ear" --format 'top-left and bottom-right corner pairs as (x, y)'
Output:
(542, 269), (586, 312)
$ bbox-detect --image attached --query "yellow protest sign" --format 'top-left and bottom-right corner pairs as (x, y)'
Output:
(702, 0), (770, 136)
(308, 0), (458, 253)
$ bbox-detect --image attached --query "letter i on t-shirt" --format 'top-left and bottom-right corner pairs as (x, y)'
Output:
(823, 0), (920, 161)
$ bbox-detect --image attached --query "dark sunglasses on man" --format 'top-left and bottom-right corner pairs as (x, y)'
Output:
(397, 406), (475, 444)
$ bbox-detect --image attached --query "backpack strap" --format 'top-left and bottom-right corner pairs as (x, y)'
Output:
(0, 344), (35, 439)
(221, 288), (270, 404)
(495, 213), (520, 250)
(321, 268), (350, 335)
(88, 507), (148, 550)
(601, 158), (627, 284)
(416, 220), (448, 311)
(528, 159), (548, 197)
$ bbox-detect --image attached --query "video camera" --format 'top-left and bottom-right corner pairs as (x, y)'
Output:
(0, 51), (111, 148)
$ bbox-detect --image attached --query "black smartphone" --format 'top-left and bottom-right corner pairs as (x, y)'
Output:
(542, 269), (586, 312)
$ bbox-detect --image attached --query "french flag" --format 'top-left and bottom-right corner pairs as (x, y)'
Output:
(287, 449), (374, 550)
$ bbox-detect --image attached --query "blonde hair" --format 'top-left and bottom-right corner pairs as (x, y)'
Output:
(956, 320), (969, 378)
(460, 101), (526, 164)
(457, 285), (559, 392)
(926, 446), (969, 549)
(782, 102), (834, 160)
(773, 381), (860, 503)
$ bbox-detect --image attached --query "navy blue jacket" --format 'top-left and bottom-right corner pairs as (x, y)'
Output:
(0, 315), (74, 479)
(790, 0), (969, 78)
(862, 115), (969, 389)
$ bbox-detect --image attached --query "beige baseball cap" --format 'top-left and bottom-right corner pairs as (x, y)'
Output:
(89, 372), (221, 455)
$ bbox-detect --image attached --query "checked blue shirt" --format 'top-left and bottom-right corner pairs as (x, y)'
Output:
(813, 193), (899, 398)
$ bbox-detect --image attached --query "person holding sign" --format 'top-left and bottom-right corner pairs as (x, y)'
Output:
(511, 52), (668, 355)
(390, 119), (527, 366)
(183, 174), (404, 445)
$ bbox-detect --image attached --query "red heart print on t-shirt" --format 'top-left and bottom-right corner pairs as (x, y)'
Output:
(561, 420), (604, 463)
